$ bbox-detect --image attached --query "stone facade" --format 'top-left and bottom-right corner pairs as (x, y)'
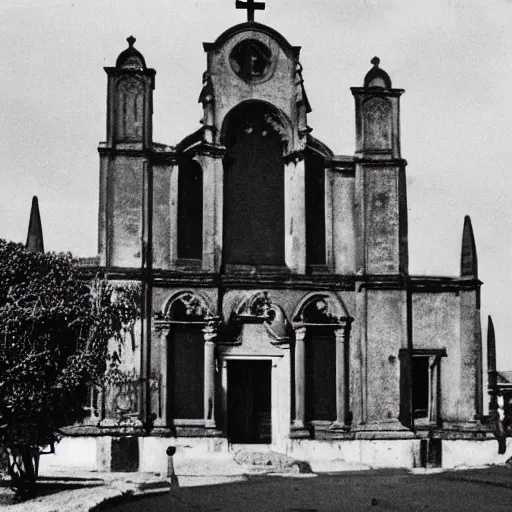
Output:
(57, 20), (494, 470)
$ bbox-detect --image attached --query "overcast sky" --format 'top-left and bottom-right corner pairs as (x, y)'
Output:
(1, 0), (511, 368)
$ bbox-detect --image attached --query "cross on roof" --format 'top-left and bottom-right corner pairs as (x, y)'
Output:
(236, 0), (265, 22)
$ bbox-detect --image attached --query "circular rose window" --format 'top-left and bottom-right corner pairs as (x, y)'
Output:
(229, 39), (273, 83)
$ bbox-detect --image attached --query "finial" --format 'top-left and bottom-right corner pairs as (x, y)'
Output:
(371, 56), (380, 67)
(127, 35), (136, 48)
(487, 316), (496, 372)
(460, 215), (478, 279)
(487, 315), (498, 414)
(26, 196), (44, 253)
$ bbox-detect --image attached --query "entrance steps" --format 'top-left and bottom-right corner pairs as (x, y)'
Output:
(230, 445), (312, 474)
(171, 445), (312, 483)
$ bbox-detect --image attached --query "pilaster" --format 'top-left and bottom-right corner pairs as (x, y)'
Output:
(284, 155), (306, 273)
(202, 317), (220, 429)
(152, 325), (169, 427)
(333, 322), (351, 429)
(195, 147), (225, 272)
(291, 326), (308, 437)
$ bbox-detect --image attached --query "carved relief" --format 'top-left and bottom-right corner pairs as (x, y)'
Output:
(160, 291), (212, 322)
(363, 97), (392, 151)
(232, 291), (290, 344)
(293, 293), (349, 325)
(116, 78), (144, 141)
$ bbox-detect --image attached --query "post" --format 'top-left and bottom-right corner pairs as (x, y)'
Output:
(203, 317), (218, 428)
(292, 326), (308, 436)
(166, 445), (179, 491)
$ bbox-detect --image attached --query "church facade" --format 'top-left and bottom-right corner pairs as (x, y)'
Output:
(48, 17), (504, 471)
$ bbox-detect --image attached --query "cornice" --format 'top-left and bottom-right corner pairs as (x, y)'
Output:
(350, 87), (405, 97)
(354, 157), (408, 167)
(77, 267), (482, 293)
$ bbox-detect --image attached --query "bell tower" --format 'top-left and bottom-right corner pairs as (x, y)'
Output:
(351, 59), (411, 433)
(98, 36), (156, 267)
(352, 57), (408, 275)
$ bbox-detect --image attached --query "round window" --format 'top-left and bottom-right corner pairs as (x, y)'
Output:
(229, 39), (273, 83)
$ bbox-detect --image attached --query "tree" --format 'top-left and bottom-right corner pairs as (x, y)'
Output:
(0, 240), (139, 498)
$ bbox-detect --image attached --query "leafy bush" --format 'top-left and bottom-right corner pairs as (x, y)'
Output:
(0, 240), (139, 497)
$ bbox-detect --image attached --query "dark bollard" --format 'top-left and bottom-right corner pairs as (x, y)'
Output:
(166, 445), (179, 492)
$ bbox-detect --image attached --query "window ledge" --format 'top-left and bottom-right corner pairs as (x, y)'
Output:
(174, 258), (202, 269)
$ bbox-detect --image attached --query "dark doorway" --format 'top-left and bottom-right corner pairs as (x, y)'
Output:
(227, 360), (271, 444)
(305, 328), (336, 422)
(168, 324), (204, 421)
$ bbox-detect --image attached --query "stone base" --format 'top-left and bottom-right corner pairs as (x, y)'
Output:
(38, 435), (512, 474)
(352, 420), (417, 440)
(289, 424), (310, 439)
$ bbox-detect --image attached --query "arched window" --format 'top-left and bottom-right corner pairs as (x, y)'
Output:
(116, 78), (144, 141)
(166, 293), (206, 421)
(222, 102), (285, 268)
(177, 159), (203, 261)
(305, 150), (326, 266)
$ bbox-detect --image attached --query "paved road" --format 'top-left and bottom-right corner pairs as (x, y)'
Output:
(103, 467), (512, 512)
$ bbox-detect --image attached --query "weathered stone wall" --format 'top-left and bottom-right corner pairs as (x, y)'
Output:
(413, 292), (461, 421)
(108, 156), (145, 267)
(363, 290), (408, 424)
(152, 164), (172, 269)
(331, 170), (356, 274)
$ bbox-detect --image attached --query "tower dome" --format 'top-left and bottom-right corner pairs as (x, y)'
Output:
(364, 56), (392, 89)
(116, 36), (146, 71)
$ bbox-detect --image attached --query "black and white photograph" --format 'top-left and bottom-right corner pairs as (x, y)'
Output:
(1, 0), (511, 510)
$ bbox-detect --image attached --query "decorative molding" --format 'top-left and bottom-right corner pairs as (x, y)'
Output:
(351, 86), (405, 97)
(229, 291), (291, 346)
(354, 157), (407, 166)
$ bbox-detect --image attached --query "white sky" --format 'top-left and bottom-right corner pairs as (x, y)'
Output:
(1, 0), (511, 368)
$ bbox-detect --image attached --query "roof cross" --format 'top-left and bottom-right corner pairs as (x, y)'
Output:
(236, 0), (265, 22)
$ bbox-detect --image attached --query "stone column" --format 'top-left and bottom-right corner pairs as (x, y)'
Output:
(202, 318), (218, 429)
(333, 322), (350, 428)
(154, 327), (169, 427)
(292, 327), (308, 435)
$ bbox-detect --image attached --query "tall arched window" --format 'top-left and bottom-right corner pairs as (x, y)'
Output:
(305, 150), (326, 266)
(222, 102), (285, 268)
(177, 159), (203, 261)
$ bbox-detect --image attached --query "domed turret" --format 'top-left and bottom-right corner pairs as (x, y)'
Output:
(116, 35), (146, 71)
(364, 56), (392, 89)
